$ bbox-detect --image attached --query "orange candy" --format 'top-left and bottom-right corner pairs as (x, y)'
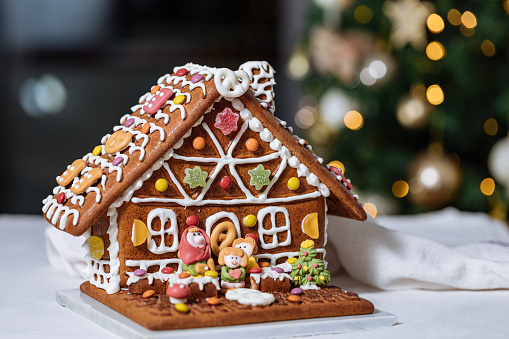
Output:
(207, 297), (221, 305)
(142, 290), (155, 298)
(150, 86), (161, 94)
(259, 262), (271, 268)
(193, 137), (205, 150)
(246, 138), (259, 152)
(179, 272), (191, 279)
(288, 295), (301, 303)
(141, 123), (150, 134)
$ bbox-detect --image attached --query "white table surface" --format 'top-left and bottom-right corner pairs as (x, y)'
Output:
(1, 214), (508, 339)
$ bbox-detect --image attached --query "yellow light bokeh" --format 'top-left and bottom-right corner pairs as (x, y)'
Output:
(484, 118), (498, 136)
(364, 202), (377, 218)
(392, 180), (410, 198)
(354, 5), (373, 24)
(411, 83), (426, 98)
(447, 9), (462, 26)
(426, 85), (444, 105)
(504, 0), (509, 15)
(480, 178), (495, 196)
(481, 40), (495, 57)
(460, 25), (475, 37)
(344, 111), (364, 130)
(328, 160), (345, 174)
(461, 11), (477, 29)
(427, 13), (445, 33)
(426, 41), (446, 61)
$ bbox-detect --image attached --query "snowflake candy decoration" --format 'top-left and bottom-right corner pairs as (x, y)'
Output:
(248, 164), (271, 190)
(214, 107), (240, 135)
(183, 166), (208, 188)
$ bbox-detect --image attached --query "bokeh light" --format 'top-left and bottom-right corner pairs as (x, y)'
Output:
(481, 40), (495, 57)
(427, 13), (445, 33)
(447, 9), (462, 26)
(480, 178), (495, 196)
(392, 180), (410, 198)
(344, 110), (364, 130)
(461, 11), (477, 29)
(363, 202), (377, 218)
(484, 118), (498, 136)
(287, 50), (309, 79)
(426, 84), (444, 105)
(295, 106), (318, 129)
(426, 41), (446, 61)
(460, 25), (475, 37)
(354, 5), (373, 24)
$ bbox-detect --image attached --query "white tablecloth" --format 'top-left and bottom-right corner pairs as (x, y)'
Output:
(1, 214), (508, 338)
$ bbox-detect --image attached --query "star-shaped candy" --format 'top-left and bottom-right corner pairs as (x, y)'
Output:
(183, 166), (208, 188)
(383, 0), (433, 50)
(248, 164), (271, 190)
(214, 107), (239, 135)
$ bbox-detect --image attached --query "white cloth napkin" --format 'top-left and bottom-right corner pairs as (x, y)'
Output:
(44, 226), (87, 278)
(326, 207), (509, 290)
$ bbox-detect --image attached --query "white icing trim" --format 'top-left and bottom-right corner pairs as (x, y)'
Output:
(239, 61), (276, 114)
(42, 195), (79, 230)
(146, 208), (179, 254)
(254, 248), (326, 266)
(257, 206), (291, 250)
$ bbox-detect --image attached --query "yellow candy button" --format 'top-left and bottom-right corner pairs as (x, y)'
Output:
(155, 179), (168, 192)
(204, 270), (218, 278)
(287, 257), (297, 264)
(244, 214), (257, 227)
(328, 160), (345, 174)
(175, 303), (189, 313)
(88, 236), (104, 260)
(287, 177), (300, 190)
(174, 95), (185, 105)
(92, 146), (102, 156)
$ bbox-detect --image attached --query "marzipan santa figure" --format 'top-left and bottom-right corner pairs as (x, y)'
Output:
(177, 226), (216, 277)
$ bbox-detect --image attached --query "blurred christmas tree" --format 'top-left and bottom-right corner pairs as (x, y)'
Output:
(290, 0), (509, 218)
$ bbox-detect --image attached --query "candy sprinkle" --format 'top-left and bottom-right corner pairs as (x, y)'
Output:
(191, 74), (203, 83)
(175, 303), (189, 313)
(155, 179), (168, 192)
(92, 146), (102, 156)
(176, 68), (188, 77)
(174, 95), (185, 105)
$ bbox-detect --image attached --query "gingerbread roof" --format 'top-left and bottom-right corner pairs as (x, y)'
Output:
(42, 62), (366, 236)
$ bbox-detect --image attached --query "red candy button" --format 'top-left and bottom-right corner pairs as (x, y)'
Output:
(56, 192), (66, 204)
(186, 215), (199, 227)
(329, 166), (341, 176)
(143, 88), (173, 115)
(220, 176), (232, 190)
(161, 267), (174, 274)
(176, 68), (188, 76)
(250, 267), (262, 274)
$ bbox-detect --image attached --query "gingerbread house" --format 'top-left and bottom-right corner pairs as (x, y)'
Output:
(42, 61), (366, 295)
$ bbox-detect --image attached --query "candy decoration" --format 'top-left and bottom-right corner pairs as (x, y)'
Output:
(112, 157), (123, 166)
(105, 130), (133, 154)
(57, 159), (87, 186)
(141, 123), (150, 134)
(291, 287), (303, 295)
(246, 138), (259, 152)
(297, 264), (301, 269)
(248, 164), (271, 190)
(205, 270), (218, 278)
(214, 107), (239, 135)
(132, 219), (149, 246)
(161, 267), (174, 274)
(71, 168), (102, 194)
(259, 262), (271, 268)
(302, 212), (319, 239)
(207, 297), (221, 305)
(124, 118), (134, 127)
(287, 258), (297, 264)
(186, 215), (199, 227)
(314, 263), (319, 268)
(329, 166), (341, 176)
(143, 88), (173, 114)
(243, 214), (257, 227)
(134, 269), (147, 277)
(92, 146), (102, 156)
(303, 266), (309, 272)
(155, 178), (168, 192)
(220, 176), (232, 190)
(175, 303), (189, 313)
(150, 86), (160, 94)
(272, 267), (284, 274)
(88, 236), (104, 260)
(56, 192), (66, 204)
(250, 267), (262, 274)
(143, 290), (155, 298)
(179, 272), (191, 279)
(174, 95), (185, 105)
(308, 276), (313, 282)
(245, 233), (258, 243)
(183, 166), (208, 188)
(192, 137), (205, 150)
(288, 295), (301, 303)
(287, 177), (300, 190)
(214, 68), (250, 98)
(191, 74), (203, 83)
(176, 68), (188, 76)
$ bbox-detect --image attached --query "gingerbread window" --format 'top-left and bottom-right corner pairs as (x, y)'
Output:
(146, 208), (179, 254)
(257, 206), (291, 250)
